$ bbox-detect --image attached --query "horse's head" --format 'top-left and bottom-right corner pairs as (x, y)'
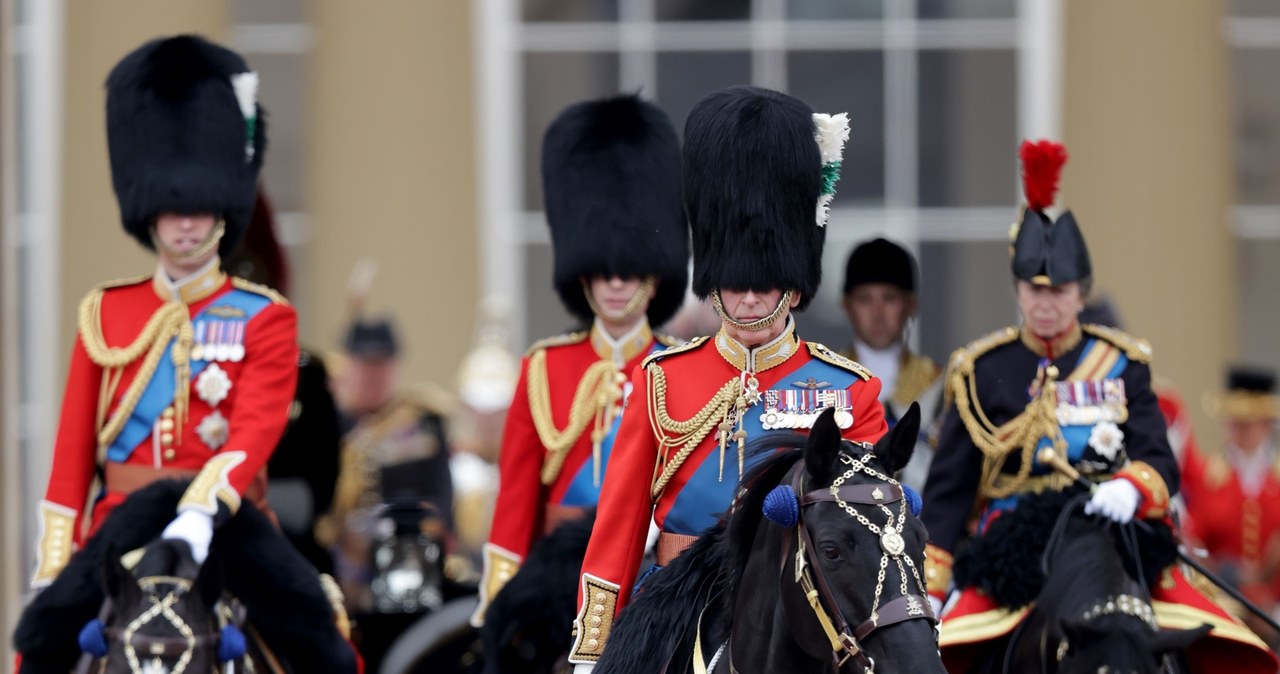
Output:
(95, 539), (235, 674)
(1056, 611), (1211, 674)
(739, 405), (943, 673)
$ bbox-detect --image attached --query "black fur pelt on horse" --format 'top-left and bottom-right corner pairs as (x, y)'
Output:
(596, 522), (729, 674)
(481, 508), (597, 672)
(952, 486), (1178, 609)
(14, 479), (358, 674)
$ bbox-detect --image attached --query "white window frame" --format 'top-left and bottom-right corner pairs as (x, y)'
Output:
(478, 0), (1063, 347)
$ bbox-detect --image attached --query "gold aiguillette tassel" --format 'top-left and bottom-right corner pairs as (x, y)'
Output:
(717, 419), (733, 481)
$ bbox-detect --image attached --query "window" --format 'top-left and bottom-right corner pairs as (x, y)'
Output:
(477, 0), (1057, 364)
(1227, 0), (1280, 368)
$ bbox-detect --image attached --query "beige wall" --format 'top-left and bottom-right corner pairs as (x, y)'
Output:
(306, 2), (478, 387)
(1064, 0), (1235, 450)
(58, 3), (228, 366)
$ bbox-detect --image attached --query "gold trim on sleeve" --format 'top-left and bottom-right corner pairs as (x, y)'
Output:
(318, 573), (352, 639)
(924, 543), (954, 596)
(32, 501), (78, 588)
(178, 451), (247, 515)
(1117, 460), (1170, 519)
(470, 543), (522, 627)
(568, 574), (621, 663)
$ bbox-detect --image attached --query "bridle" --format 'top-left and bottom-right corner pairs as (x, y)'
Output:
(76, 575), (247, 674)
(768, 448), (938, 672)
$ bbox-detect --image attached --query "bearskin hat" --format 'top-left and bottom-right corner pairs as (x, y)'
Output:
(1010, 140), (1091, 286)
(683, 86), (830, 311)
(106, 34), (266, 256)
(542, 94), (687, 326)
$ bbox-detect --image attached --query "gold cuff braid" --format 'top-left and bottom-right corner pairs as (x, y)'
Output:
(1117, 460), (1170, 519)
(470, 544), (522, 627)
(178, 451), (246, 516)
(32, 501), (77, 588)
(569, 574), (620, 663)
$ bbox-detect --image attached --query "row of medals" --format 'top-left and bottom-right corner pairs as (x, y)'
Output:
(192, 320), (246, 363)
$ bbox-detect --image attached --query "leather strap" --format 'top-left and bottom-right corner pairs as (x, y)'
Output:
(656, 532), (699, 566)
(800, 483), (903, 507)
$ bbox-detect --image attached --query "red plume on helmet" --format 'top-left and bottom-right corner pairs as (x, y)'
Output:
(1018, 140), (1068, 212)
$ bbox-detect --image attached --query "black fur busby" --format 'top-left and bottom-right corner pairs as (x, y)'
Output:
(843, 237), (916, 294)
(106, 35), (267, 256)
(684, 86), (824, 311)
(542, 95), (687, 326)
(1010, 140), (1091, 287)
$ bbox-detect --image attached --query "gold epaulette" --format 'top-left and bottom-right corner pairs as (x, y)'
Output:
(654, 333), (685, 348)
(1082, 324), (1153, 363)
(94, 274), (151, 292)
(947, 326), (1020, 378)
(231, 277), (289, 305)
(524, 330), (589, 357)
(806, 342), (872, 381)
(642, 335), (710, 369)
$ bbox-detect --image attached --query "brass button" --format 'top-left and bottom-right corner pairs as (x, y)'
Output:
(164, 449), (176, 461)
(161, 433), (174, 445)
(159, 418), (175, 432)
(587, 639), (600, 650)
(588, 628), (600, 639)
(162, 407), (175, 418)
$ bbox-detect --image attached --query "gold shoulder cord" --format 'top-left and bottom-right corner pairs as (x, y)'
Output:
(78, 289), (194, 455)
(947, 328), (1066, 499)
(527, 348), (627, 486)
(647, 363), (740, 499)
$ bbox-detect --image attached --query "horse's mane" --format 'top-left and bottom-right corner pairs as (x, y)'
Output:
(597, 434), (818, 673)
(952, 485), (1178, 608)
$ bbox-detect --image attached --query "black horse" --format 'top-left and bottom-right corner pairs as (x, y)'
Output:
(14, 480), (359, 674)
(480, 509), (596, 674)
(955, 489), (1210, 674)
(597, 405), (946, 674)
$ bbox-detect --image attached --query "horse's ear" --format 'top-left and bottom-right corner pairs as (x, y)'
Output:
(1148, 623), (1211, 656)
(804, 407), (842, 486)
(874, 402), (919, 476)
(194, 550), (226, 610)
(102, 543), (136, 601)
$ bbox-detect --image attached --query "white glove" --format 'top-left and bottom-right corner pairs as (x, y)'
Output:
(161, 509), (215, 564)
(928, 595), (943, 618)
(1084, 479), (1141, 524)
(572, 664), (596, 674)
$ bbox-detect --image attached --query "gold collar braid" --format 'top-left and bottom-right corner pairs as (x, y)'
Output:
(527, 349), (628, 486)
(79, 290), (194, 455)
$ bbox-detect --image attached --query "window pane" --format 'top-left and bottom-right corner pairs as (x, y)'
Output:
(656, 0), (750, 21)
(787, 0), (883, 19)
(251, 53), (307, 212)
(917, 241), (1016, 362)
(1232, 49), (1280, 204)
(1239, 239), (1280, 368)
(917, 0), (1015, 19)
(918, 49), (1017, 207)
(523, 0), (618, 22)
(788, 51), (886, 205)
(232, 0), (307, 23)
(522, 52), (621, 210)
(656, 51), (752, 134)
(1228, 0), (1280, 18)
(523, 243), (582, 343)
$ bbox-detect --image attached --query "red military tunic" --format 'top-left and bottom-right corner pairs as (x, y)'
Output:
(567, 319), (887, 664)
(33, 263), (298, 586)
(472, 321), (676, 626)
(1182, 442), (1280, 606)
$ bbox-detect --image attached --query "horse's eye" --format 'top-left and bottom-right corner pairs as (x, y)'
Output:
(819, 543), (841, 561)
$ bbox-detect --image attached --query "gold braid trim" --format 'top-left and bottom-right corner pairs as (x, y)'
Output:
(78, 289), (194, 453)
(527, 349), (627, 486)
(948, 327), (1070, 500)
(317, 574), (352, 639)
(1082, 324), (1152, 363)
(647, 363), (740, 499)
(231, 277), (290, 305)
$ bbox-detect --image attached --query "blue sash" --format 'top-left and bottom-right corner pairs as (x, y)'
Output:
(664, 359), (858, 535)
(105, 289), (272, 462)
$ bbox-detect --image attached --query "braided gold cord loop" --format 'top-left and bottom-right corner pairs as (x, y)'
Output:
(647, 364), (739, 499)
(79, 290), (193, 452)
(528, 349), (626, 486)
